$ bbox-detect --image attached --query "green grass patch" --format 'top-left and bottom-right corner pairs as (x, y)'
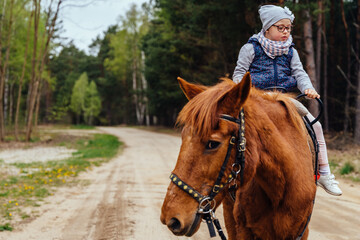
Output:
(5, 135), (41, 142)
(350, 176), (360, 182)
(70, 124), (96, 130)
(340, 162), (355, 175)
(74, 134), (120, 159)
(8, 177), (19, 184)
(0, 132), (122, 228)
(21, 213), (30, 219)
(34, 188), (49, 198)
(0, 223), (13, 231)
(328, 161), (339, 171)
(0, 191), (9, 197)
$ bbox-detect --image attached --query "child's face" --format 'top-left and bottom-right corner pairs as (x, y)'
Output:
(265, 19), (292, 42)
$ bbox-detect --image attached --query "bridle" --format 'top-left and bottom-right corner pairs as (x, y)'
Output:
(170, 109), (246, 240)
(169, 104), (317, 240)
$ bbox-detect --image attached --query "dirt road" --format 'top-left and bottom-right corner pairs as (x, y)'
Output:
(1, 127), (359, 240)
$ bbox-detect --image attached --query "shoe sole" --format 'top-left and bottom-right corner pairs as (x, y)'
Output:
(317, 183), (342, 196)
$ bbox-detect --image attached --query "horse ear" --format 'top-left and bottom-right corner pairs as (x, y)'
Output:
(219, 72), (252, 113)
(178, 77), (205, 100)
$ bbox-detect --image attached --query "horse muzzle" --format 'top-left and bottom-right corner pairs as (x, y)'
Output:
(161, 210), (202, 237)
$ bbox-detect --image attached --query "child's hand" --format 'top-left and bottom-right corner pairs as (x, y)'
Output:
(304, 89), (320, 99)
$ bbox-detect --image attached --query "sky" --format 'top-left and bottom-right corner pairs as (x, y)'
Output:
(58, 0), (148, 54)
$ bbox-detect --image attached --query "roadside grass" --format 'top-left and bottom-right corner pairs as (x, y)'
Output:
(340, 162), (355, 175)
(70, 125), (96, 130)
(327, 136), (360, 182)
(0, 133), (122, 231)
(4, 135), (41, 143)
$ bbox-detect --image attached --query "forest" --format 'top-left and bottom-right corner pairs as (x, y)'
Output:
(0, 0), (359, 143)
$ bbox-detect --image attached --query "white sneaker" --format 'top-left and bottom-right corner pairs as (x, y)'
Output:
(317, 174), (342, 196)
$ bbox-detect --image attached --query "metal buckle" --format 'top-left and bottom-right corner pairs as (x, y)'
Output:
(230, 136), (236, 145)
(198, 197), (216, 214)
(232, 163), (241, 175)
(212, 183), (224, 193)
(212, 185), (220, 193)
(238, 139), (246, 152)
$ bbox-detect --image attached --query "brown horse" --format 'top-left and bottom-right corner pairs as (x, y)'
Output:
(160, 73), (316, 240)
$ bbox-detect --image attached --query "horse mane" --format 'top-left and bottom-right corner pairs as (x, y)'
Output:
(176, 78), (305, 139)
(176, 78), (235, 139)
(256, 89), (306, 133)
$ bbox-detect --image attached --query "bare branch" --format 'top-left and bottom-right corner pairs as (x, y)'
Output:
(351, 46), (360, 64)
(336, 65), (359, 93)
(61, 0), (101, 9)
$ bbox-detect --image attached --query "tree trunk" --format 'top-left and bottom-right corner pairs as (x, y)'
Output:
(132, 57), (141, 125)
(26, 0), (40, 141)
(340, 0), (351, 134)
(26, 0), (62, 141)
(15, 10), (33, 140)
(4, 72), (9, 125)
(26, 80), (39, 140)
(322, 3), (329, 131)
(354, 0), (360, 144)
(34, 80), (42, 128)
(315, 0), (323, 91)
(0, 0), (14, 141)
(9, 82), (14, 125)
(33, 22), (47, 129)
(44, 78), (52, 122)
(303, 8), (319, 116)
(0, 0), (6, 141)
(141, 51), (150, 126)
(356, 66), (360, 143)
(328, 0), (336, 126)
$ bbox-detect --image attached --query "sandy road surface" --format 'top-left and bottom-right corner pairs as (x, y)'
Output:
(1, 127), (359, 240)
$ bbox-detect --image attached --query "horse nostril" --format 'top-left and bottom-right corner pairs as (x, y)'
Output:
(168, 217), (182, 232)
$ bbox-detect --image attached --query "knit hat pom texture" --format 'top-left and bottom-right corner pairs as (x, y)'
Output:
(259, 5), (295, 31)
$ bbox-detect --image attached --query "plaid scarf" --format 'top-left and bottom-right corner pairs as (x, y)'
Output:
(257, 30), (293, 59)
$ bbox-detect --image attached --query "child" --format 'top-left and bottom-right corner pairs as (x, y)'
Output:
(232, 5), (342, 196)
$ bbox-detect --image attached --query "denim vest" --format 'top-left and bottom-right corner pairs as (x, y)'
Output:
(248, 38), (296, 91)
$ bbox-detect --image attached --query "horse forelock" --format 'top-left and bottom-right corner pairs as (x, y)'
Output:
(176, 78), (236, 140)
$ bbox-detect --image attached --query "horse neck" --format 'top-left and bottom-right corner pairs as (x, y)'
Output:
(242, 96), (308, 207)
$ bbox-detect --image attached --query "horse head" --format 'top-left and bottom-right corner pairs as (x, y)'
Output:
(160, 73), (251, 237)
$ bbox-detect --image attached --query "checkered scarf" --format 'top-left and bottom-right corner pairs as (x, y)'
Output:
(257, 30), (293, 59)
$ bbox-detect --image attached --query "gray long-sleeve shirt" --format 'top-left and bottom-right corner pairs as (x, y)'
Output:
(232, 42), (314, 93)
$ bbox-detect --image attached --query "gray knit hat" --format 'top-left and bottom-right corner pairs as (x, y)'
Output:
(259, 5), (295, 31)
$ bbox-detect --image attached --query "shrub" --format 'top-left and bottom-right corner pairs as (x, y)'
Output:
(340, 162), (355, 175)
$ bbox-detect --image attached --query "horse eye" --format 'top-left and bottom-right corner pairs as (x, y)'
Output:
(206, 141), (220, 150)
